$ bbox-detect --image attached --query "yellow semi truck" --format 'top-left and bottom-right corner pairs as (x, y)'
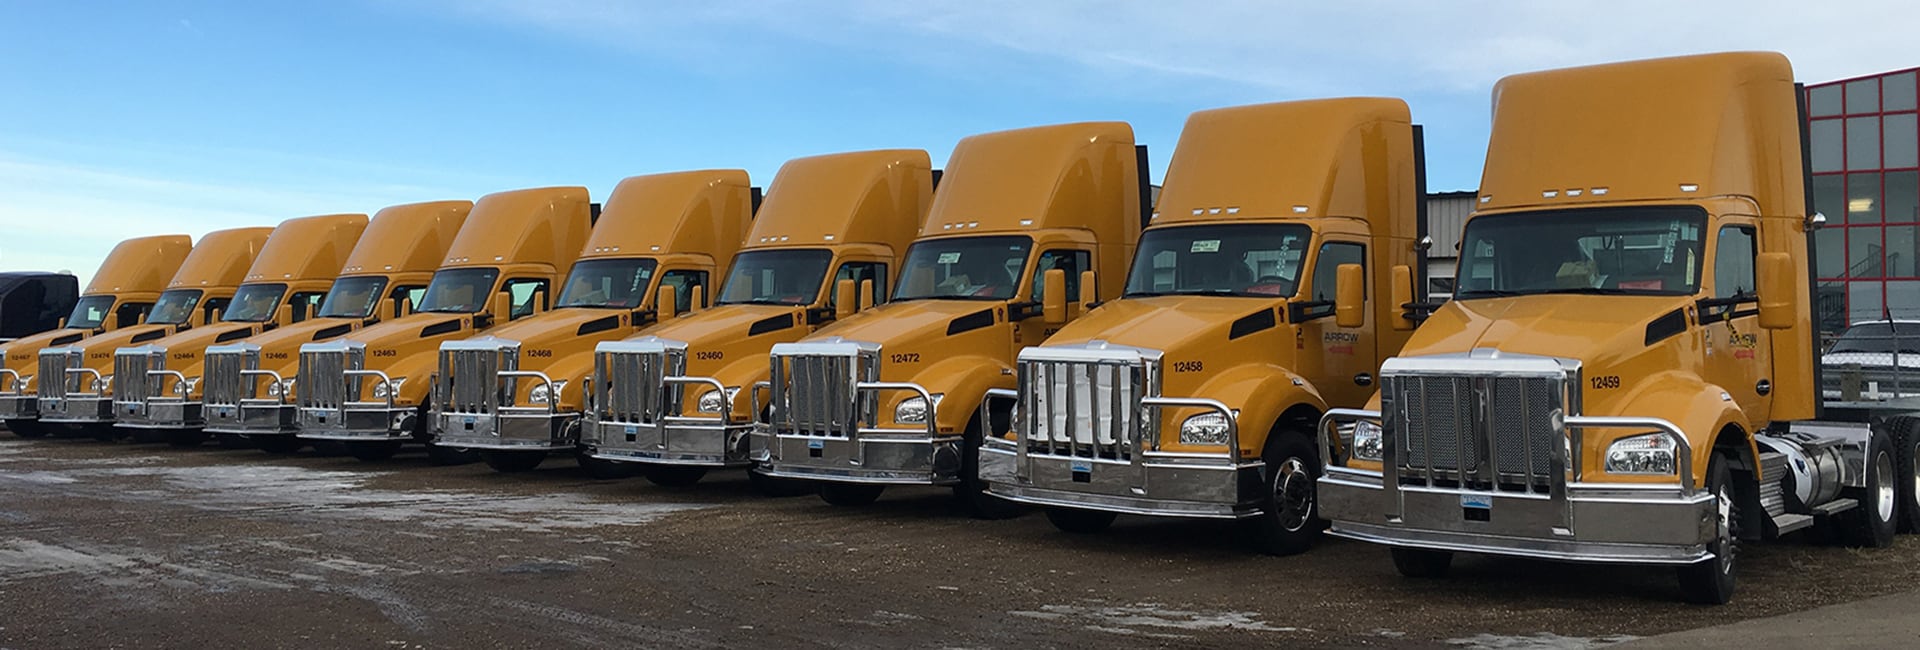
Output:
(432, 170), (755, 473)
(110, 213), (369, 446)
(583, 149), (931, 488)
(1318, 52), (1903, 604)
(201, 201), (473, 453)
(1, 234), (193, 438)
(34, 227), (273, 439)
(980, 98), (1426, 554)
(755, 122), (1147, 516)
(295, 187), (593, 463)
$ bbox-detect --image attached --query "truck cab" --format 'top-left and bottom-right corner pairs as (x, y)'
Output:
(110, 213), (370, 445)
(583, 149), (931, 488)
(0, 272), (78, 342)
(34, 227), (273, 438)
(432, 171), (755, 473)
(1, 234), (192, 438)
(201, 201), (472, 453)
(295, 187), (593, 463)
(1317, 52), (1895, 604)
(980, 98), (1425, 554)
(755, 122), (1146, 516)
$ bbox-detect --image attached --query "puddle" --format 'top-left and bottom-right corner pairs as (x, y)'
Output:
(1447, 632), (1641, 649)
(1012, 601), (1303, 638)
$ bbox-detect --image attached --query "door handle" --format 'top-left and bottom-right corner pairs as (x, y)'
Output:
(1354, 373), (1373, 387)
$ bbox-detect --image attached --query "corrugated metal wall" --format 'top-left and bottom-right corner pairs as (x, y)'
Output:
(1425, 191), (1475, 260)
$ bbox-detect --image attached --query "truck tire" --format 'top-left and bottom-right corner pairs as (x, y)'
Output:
(166, 429), (209, 448)
(1677, 453), (1738, 605)
(819, 482), (885, 506)
(1390, 547), (1453, 578)
(1840, 430), (1898, 548)
(425, 443), (478, 466)
(1245, 433), (1323, 556)
(1045, 507), (1117, 534)
(576, 454), (638, 480)
(748, 470), (814, 497)
(640, 465), (708, 487)
(215, 433), (252, 449)
(955, 412), (1025, 520)
(4, 419), (48, 438)
(346, 440), (401, 462)
(1887, 417), (1920, 533)
(480, 450), (547, 473)
(254, 436), (303, 455)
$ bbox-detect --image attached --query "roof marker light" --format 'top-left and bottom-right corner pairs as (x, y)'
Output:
(1680, 184), (1699, 193)
(1226, 207), (1240, 214)
(1479, 195), (1492, 204)
(1567, 189), (1583, 197)
(1591, 187), (1609, 196)
(494, 256), (504, 261)
(1542, 190), (1558, 198)
(1192, 209), (1204, 216)
(968, 222), (979, 228)
(824, 235), (835, 241)
(1208, 208), (1222, 214)
(1019, 219), (1034, 226)
(652, 246), (662, 251)
(1292, 206), (1309, 214)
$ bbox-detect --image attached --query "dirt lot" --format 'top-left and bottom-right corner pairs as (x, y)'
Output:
(1, 434), (1917, 649)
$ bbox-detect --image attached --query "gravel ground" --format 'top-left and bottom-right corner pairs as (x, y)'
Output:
(1, 434), (1917, 649)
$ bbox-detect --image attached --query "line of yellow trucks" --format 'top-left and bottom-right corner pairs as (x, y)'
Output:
(0, 51), (1907, 604)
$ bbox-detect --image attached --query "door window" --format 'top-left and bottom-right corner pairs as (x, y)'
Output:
(1029, 250), (1092, 302)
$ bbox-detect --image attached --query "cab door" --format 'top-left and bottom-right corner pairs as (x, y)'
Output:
(1704, 221), (1771, 424)
(1298, 238), (1376, 409)
(1014, 249), (1093, 353)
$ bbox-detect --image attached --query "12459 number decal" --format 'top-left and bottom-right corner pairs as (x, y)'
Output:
(1589, 375), (1621, 390)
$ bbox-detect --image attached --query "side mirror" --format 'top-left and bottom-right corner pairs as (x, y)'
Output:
(204, 308), (222, 327)
(1389, 265), (1415, 331)
(835, 278), (857, 321)
(1757, 252), (1797, 330)
(858, 279), (874, 311)
(57, 317), (66, 330)
(397, 295), (412, 318)
(656, 286), (679, 322)
(1334, 263), (1365, 328)
(531, 288), (549, 315)
(491, 292), (513, 322)
(1042, 268), (1068, 325)
(689, 285), (706, 313)
(274, 303), (294, 327)
(1077, 270), (1097, 317)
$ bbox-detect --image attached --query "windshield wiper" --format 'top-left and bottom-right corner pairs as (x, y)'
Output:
(1454, 289), (1531, 299)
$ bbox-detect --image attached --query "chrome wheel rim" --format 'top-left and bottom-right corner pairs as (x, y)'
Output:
(1877, 450), (1896, 522)
(1715, 482), (1736, 576)
(1275, 457), (1314, 532)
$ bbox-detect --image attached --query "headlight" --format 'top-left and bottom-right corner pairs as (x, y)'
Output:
(92, 375), (111, 392)
(1179, 412), (1233, 446)
(14, 374), (31, 390)
(529, 380), (569, 405)
(1349, 420), (1384, 461)
(372, 376), (406, 399)
(174, 377), (199, 397)
(1605, 433), (1677, 475)
(266, 379), (290, 398)
(895, 393), (943, 424)
(697, 386), (741, 414)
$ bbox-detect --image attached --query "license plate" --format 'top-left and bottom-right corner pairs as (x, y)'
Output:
(808, 439), (825, 450)
(624, 425), (638, 434)
(1460, 494), (1492, 510)
(464, 416), (477, 425)
(1070, 461), (1092, 474)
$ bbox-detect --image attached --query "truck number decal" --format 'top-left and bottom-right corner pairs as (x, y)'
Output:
(171, 353), (194, 360)
(371, 349), (398, 358)
(264, 352), (289, 361)
(526, 349), (553, 358)
(695, 351), (724, 361)
(1173, 360), (1204, 373)
(890, 353), (920, 364)
(1589, 375), (1621, 390)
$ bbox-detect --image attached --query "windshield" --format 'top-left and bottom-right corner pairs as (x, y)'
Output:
(65, 295), (116, 329)
(557, 258), (657, 309)
(318, 276), (390, 319)
(1456, 207), (1707, 299)
(221, 284), (287, 323)
(146, 289), (204, 325)
(1123, 224), (1312, 297)
(1831, 323), (1920, 355)
(893, 236), (1031, 301)
(719, 250), (832, 305)
(417, 268), (501, 314)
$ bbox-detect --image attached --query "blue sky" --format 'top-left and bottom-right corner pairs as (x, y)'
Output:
(3, 1), (1915, 286)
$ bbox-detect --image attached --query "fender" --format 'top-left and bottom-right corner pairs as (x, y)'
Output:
(902, 354), (1014, 434)
(384, 354), (442, 407)
(1606, 369), (1751, 484)
(1170, 362), (1328, 455)
(709, 356), (776, 420)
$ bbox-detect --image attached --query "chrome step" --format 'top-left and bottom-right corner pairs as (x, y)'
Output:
(1811, 498), (1859, 516)
(1771, 512), (1815, 535)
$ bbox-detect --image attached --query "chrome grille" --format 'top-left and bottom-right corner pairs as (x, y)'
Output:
(297, 343), (363, 410)
(1385, 358), (1572, 492)
(438, 340), (518, 416)
(114, 347), (164, 402)
(38, 349), (76, 398)
(592, 338), (685, 425)
(768, 340), (878, 437)
(1017, 350), (1157, 458)
(202, 345), (257, 406)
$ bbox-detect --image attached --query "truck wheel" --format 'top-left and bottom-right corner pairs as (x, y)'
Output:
(1390, 547), (1453, 578)
(955, 414), (1025, 520)
(346, 440), (401, 462)
(1045, 507), (1117, 534)
(425, 443), (478, 466)
(576, 454), (638, 480)
(255, 436), (304, 455)
(819, 482), (885, 506)
(1840, 430), (1898, 548)
(1888, 417), (1920, 533)
(166, 429), (209, 448)
(640, 465), (708, 487)
(3, 419), (48, 438)
(480, 450), (547, 473)
(748, 470), (814, 497)
(1245, 433), (1322, 556)
(1677, 453), (1738, 605)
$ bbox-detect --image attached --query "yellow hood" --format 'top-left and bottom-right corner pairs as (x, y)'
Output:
(4, 328), (96, 374)
(212, 316), (366, 377)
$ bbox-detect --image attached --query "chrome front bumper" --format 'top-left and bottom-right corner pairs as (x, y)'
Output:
(436, 407), (577, 451)
(38, 395), (112, 423)
(0, 393), (36, 419)
(587, 417), (754, 467)
(296, 403), (414, 441)
(1317, 408), (1714, 565)
(204, 400), (297, 435)
(754, 379), (963, 485)
(114, 398), (202, 429)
